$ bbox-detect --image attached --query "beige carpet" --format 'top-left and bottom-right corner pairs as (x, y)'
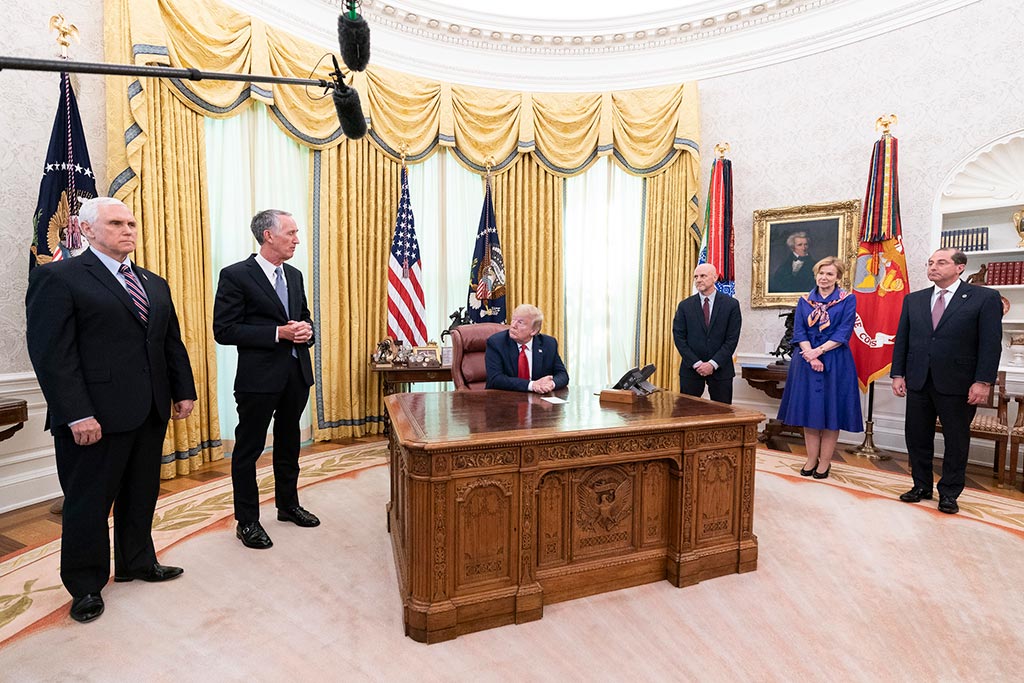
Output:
(1, 446), (1023, 681)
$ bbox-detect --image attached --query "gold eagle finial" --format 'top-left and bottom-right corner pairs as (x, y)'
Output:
(875, 114), (898, 135)
(50, 14), (80, 58)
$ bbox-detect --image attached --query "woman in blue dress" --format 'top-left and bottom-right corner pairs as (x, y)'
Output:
(776, 256), (863, 479)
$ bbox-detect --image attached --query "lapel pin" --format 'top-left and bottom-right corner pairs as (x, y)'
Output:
(961, 294), (967, 298)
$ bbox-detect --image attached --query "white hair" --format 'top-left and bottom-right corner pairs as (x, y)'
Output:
(78, 197), (128, 225)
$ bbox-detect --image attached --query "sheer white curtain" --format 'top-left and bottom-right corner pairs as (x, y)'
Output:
(205, 103), (311, 449)
(407, 150), (481, 343)
(563, 158), (644, 387)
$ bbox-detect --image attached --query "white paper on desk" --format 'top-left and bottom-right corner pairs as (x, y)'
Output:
(542, 396), (567, 404)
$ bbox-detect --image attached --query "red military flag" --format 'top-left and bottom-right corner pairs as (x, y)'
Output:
(387, 166), (427, 346)
(697, 153), (735, 295)
(850, 130), (909, 391)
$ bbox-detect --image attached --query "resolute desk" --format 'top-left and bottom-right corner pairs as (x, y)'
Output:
(385, 387), (764, 643)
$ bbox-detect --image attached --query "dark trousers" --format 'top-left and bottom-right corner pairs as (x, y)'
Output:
(680, 372), (734, 404)
(231, 358), (308, 521)
(905, 375), (976, 499)
(54, 405), (166, 598)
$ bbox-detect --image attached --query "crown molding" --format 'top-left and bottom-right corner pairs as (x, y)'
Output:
(226, 0), (981, 89)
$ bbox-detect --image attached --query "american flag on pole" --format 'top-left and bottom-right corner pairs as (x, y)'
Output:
(387, 166), (427, 346)
(851, 129), (909, 391)
(697, 154), (735, 296)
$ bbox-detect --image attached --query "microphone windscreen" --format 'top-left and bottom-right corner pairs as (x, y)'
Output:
(333, 84), (367, 140)
(338, 14), (371, 72)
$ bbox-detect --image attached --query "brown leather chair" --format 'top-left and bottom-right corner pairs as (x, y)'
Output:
(451, 323), (509, 391)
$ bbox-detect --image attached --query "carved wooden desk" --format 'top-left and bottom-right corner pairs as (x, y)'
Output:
(385, 387), (764, 643)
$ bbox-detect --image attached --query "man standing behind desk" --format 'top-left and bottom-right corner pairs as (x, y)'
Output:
(213, 209), (319, 550)
(486, 304), (569, 393)
(26, 197), (195, 624)
(891, 248), (1002, 514)
(672, 264), (742, 404)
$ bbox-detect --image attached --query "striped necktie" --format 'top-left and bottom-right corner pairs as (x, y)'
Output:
(119, 263), (149, 325)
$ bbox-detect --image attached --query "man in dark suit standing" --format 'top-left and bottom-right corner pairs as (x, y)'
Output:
(891, 248), (1002, 514)
(485, 304), (569, 393)
(214, 209), (318, 549)
(26, 197), (195, 624)
(672, 263), (743, 404)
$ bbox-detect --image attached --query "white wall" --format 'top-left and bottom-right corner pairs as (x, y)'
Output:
(0, 0), (107, 510)
(700, 0), (1024, 457)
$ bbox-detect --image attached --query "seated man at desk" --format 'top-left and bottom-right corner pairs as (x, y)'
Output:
(486, 304), (569, 393)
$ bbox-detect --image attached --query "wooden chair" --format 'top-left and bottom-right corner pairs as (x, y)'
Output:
(1007, 392), (1024, 490)
(938, 371), (1010, 485)
(450, 323), (508, 391)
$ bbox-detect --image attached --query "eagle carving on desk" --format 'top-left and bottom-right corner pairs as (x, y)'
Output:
(577, 476), (632, 533)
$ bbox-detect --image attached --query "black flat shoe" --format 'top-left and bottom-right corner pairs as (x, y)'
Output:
(899, 487), (933, 503)
(277, 506), (320, 528)
(237, 521), (273, 549)
(114, 563), (184, 583)
(812, 465), (831, 479)
(938, 496), (959, 514)
(70, 593), (104, 623)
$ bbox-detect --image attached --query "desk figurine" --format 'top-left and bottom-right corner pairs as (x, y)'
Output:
(769, 309), (796, 364)
(966, 263), (987, 285)
(372, 337), (396, 365)
(440, 307), (472, 342)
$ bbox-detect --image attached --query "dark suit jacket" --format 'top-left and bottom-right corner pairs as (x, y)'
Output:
(672, 292), (742, 382)
(26, 248), (196, 432)
(769, 254), (815, 293)
(485, 331), (569, 392)
(213, 255), (314, 393)
(891, 281), (1002, 395)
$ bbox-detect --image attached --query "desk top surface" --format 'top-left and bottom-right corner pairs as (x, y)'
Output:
(385, 387), (764, 447)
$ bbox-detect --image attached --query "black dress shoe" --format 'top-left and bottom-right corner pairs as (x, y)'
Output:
(114, 563), (184, 583)
(799, 463), (816, 477)
(812, 465), (831, 480)
(938, 496), (960, 514)
(70, 593), (104, 623)
(899, 487), (933, 502)
(277, 506), (320, 527)
(237, 521), (273, 549)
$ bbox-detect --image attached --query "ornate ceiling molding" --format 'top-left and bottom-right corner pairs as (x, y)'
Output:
(228, 0), (982, 90)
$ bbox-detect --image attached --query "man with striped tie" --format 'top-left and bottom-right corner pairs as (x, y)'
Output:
(213, 209), (318, 551)
(26, 197), (196, 624)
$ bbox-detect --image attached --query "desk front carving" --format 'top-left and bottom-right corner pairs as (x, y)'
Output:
(386, 389), (764, 643)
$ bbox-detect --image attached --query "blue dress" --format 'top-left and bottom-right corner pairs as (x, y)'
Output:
(776, 288), (863, 432)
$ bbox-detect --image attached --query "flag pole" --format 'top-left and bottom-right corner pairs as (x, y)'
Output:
(850, 381), (887, 459)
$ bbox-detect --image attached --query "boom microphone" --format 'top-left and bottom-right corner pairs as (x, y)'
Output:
(338, 1), (370, 72)
(331, 56), (367, 140)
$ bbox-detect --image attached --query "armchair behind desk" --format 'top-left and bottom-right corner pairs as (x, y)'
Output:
(451, 323), (509, 390)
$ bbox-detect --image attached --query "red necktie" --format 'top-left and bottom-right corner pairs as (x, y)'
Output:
(518, 344), (530, 380)
(702, 297), (710, 327)
(119, 263), (149, 325)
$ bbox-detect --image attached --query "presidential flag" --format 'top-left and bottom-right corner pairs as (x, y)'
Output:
(851, 132), (909, 391)
(467, 175), (506, 322)
(387, 166), (427, 346)
(30, 72), (97, 269)
(697, 156), (735, 295)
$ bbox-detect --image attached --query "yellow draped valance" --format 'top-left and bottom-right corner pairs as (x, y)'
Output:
(108, 0), (700, 192)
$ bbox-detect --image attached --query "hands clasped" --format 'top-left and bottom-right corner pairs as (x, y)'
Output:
(531, 375), (557, 394)
(279, 320), (313, 344)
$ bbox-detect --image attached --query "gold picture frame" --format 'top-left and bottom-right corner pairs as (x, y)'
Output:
(751, 199), (861, 308)
(407, 344), (442, 368)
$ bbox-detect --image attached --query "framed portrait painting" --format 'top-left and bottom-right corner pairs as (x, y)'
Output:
(751, 200), (861, 308)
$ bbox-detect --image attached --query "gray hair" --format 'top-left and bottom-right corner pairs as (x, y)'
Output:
(935, 247), (968, 266)
(786, 231), (808, 249)
(513, 304), (544, 332)
(250, 209), (293, 244)
(78, 197), (128, 225)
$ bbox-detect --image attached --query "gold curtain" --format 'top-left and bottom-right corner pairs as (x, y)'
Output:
(309, 142), (397, 439)
(492, 155), (565, 344)
(111, 77), (225, 477)
(638, 159), (703, 391)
